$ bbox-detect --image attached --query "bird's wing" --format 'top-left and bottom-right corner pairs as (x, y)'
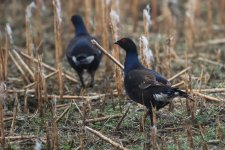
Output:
(129, 69), (165, 89)
(148, 70), (171, 86)
(138, 74), (163, 89)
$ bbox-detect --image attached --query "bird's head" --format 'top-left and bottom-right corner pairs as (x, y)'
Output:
(71, 15), (83, 25)
(115, 38), (137, 53)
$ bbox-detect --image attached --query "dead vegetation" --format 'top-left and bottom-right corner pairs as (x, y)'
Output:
(0, 0), (225, 149)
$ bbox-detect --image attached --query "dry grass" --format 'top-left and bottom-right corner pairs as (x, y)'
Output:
(0, 0), (225, 149)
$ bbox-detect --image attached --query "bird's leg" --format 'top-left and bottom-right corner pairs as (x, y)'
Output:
(151, 107), (157, 126)
(89, 70), (96, 87)
(77, 71), (85, 88)
(148, 107), (157, 126)
(142, 109), (149, 125)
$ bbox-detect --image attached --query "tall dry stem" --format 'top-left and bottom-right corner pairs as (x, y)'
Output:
(207, 0), (213, 38)
(0, 83), (6, 150)
(110, 10), (123, 95)
(143, 5), (151, 36)
(131, 0), (138, 32)
(34, 0), (42, 49)
(219, 0), (225, 26)
(84, 0), (91, 32)
(52, 96), (59, 150)
(151, 0), (157, 30)
(10, 94), (19, 136)
(25, 2), (36, 65)
(101, 1), (111, 73)
(53, 0), (63, 97)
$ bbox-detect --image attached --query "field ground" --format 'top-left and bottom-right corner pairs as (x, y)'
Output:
(0, 0), (225, 149)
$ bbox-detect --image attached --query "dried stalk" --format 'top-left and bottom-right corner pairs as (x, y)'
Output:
(172, 81), (185, 88)
(193, 88), (225, 93)
(143, 5), (151, 36)
(207, 0), (213, 38)
(217, 119), (224, 146)
(95, 0), (101, 36)
(34, 0), (42, 49)
(131, 0), (138, 32)
(114, 106), (130, 130)
(53, 0), (63, 98)
(162, 0), (173, 32)
(194, 92), (223, 102)
(10, 94), (19, 135)
(0, 83), (5, 149)
(45, 123), (51, 150)
(48, 94), (104, 100)
(56, 104), (71, 122)
(11, 49), (34, 80)
(25, 2), (36, 66)
(139, 35), (153, 68)
(91, 40), (124, 70)
(0, 135), (37, 141)
(150, 126), (158, 150)
(195, 38), (225, 47)
(24, 89), (28, 113)
(198, 57), (225, 68)
(8, 51), (30, 83)
(110, 9), (123, 95)
(35, 55), (44, 115)
(24, 82), (36, 89)
(84, 0), (91, 31)
(151, 0), (157, 30)
(198, 124), (209, 150)
(85, 126), (128, 150)
(187, 127), (194, 148)
(169, 67), (192, 81)
(185, 0), (195, 49)
(52, 96), (59, 150)
(4, 27), (9, 80)
(79, 114), (122, 124)
(19, 50), (78, 83)
(220, 0), (225, 25)
(101, 0), (111, 73)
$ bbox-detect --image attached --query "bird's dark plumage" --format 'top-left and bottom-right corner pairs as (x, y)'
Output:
(115, 38), (193, 125)
(66, 15), (102, 87)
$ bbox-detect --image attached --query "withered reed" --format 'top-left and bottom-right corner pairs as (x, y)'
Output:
(19, 51), (78, 83)
(207, 0), (213, 38)
(91, 40), (124, 70)
(10, 94), (18, 136)
(143, 5), (151, 36)
(131, 0), (138, 32)
(100, 0), (111, 73)
(151, 0), (157, 30)
(84, 0), (91, 32)
(186, 126), (194, 148)
(52, 96), (59, 150)
(53, 0), (63, 98)
(85, 126), (128, 150)
(219, 0), (225, 25)
(25, 2), (35, 67)
(0, 83), (5, 150)
(110, 9), (123, 95)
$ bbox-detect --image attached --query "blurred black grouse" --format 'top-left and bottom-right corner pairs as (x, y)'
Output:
(115, 38), (193, 125)
(66, 15), (102, 87)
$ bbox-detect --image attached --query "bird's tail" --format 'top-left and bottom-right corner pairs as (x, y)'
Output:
(175, 89), (195, 101)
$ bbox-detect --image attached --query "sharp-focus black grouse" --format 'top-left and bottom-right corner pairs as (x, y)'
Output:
(115, 37), (193, 125)
(66, 15), (102, 87)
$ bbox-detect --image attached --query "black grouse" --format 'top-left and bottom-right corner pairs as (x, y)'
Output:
(115, 38), (193, 125)
(66, 15), (102, 87)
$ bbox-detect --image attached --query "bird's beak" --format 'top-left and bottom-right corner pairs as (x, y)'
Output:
(114, 41), (119, 45)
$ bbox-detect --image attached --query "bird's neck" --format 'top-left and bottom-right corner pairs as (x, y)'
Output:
(124, 52), (141, 75)
(73, 21), (88, 36)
